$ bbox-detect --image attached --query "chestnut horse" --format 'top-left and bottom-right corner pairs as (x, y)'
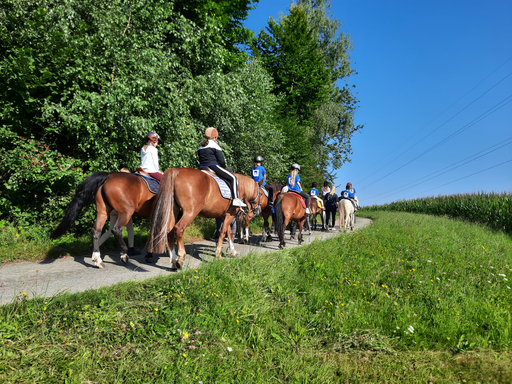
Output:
(239, 182), (282, 244)
(274, 192), (308, 248)
(51, 172), (156, 268)
(146, 168), (259, 269)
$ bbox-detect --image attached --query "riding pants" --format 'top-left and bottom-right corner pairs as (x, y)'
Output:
(208, 165), (240, 199)
(296, 190), (310, 210)
(264, 185), (274, 205)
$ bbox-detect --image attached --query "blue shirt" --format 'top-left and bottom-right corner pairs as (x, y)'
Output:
(251, 165), (266, 186)
(309, 188), (319, 196)
(341, 190), (355, 199)
(286, 174), (301, 193)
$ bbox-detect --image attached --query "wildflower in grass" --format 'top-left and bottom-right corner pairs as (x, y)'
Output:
(227, 347), (233, 352)
(408, 325), (414, 333)
(182, 353), (187, 358)
(184, 332), (189, 338)
(23, 292), (27, 296)
(155, 308), (158, 311)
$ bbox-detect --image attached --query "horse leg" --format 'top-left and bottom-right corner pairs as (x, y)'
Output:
(298, 219), (305, 244)
(91, 190), (109, 269)
(167, 229), (177, 268)
(279, 216), (290, 249)
(243, 215), (250, 244)
(110, 212), (133, 264)
(216, 214), (238, 259)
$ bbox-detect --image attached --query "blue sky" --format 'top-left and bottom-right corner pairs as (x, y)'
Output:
(243, 0), (512, 206)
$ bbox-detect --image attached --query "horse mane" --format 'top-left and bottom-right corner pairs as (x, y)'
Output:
(235, 173), (258, 200)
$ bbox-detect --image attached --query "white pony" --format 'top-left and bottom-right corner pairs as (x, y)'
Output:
(337, 199), (355, 232)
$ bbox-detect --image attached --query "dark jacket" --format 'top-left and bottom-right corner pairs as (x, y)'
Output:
(324, 192), (339, 211)
(198, 139), (226, 168)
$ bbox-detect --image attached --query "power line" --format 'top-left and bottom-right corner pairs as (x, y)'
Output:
(365, 136), (512, 202)
(356, 62), (512, 185)
(359, 94), (512, 191)
(404, 158), (512, 200)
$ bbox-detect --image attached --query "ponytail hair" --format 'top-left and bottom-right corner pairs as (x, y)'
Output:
(200, 138), (209, 147)
(289, 169), (299, 188)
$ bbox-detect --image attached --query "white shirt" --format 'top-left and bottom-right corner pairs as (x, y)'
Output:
(140, 145), (159, 173)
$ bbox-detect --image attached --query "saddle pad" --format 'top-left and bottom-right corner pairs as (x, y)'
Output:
(288, 192), (306, 209)
(134, 173), (159, 194)
(200, 171), (232, 200)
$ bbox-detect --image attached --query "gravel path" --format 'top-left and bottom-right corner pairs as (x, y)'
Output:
(0, 217), (371, 305)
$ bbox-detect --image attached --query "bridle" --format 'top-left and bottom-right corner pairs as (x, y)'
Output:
(246, 181), (262, 219)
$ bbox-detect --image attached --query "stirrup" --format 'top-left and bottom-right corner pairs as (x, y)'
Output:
(305, 208), (311, 214)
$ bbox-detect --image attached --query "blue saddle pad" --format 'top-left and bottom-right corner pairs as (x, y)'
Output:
(134, 173), (159, 194)
(211, 176), (232, 199)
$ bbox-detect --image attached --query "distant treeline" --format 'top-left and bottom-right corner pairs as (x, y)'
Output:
(362, 192), (512, 234)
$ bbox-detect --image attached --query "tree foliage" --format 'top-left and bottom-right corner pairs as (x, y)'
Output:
(0, 0), (362, 233)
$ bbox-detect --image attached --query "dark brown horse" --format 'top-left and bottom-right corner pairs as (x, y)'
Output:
(309, 196), (326, 231)
(51, 172), (156, 268)
(238, 182), (282, 243)
(274, 192), (308, 248)
(146, 168), (259, 269)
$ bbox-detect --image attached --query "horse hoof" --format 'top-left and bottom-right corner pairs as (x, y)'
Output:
(290, 236), (296, 240)
(216, 255), (224, 260)
(96, 262), (105, 269)
(145, 253), (154, 263)
(279, 243), (285, 249)
(121, 254), (129, 264)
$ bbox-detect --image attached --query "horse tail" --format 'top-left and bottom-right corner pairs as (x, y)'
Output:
(147, 168), (176, 254)
(340, 200), (347, 230)
(50, 172), (110, 239)
(274, 194), (285, 244)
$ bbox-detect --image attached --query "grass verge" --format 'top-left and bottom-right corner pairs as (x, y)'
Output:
(1, 211), (512, 382)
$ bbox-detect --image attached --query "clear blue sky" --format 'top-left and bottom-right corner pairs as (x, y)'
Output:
(244, 0), (512, 206)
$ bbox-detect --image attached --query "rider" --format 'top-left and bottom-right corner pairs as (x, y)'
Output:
(286, 163), (310, 214)
(324, 186), (339, 230)
(347, 182), (360, 209)
(340, 183), (357, 210)
(198, 127), (247, 208)
(251, 155), (274, 211)
(321, 180), (330, 198)
(309, 181), (324, 209)
(141, 131), (163, 182)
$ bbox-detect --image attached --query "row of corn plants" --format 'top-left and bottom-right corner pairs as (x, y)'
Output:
(363, 191), (512, 234)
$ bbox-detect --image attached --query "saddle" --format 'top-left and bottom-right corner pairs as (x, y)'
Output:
(288, 192), (307, 209)
(133, 173), (160, 194)
(135, 167), (152, 178)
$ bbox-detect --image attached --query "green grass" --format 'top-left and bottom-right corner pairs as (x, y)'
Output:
(1, 211), (512, 382)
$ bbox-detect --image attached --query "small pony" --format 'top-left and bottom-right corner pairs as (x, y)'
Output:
(337, 198), (355, 232)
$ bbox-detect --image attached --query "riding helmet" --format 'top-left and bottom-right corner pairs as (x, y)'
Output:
(312, 181), (318, 187)
(323, 181), (329, 187)
(205, 127), (219, 139)
(254, 155), (264, 163)
(145, 131), (160, 143)
(291, 163), (300, 170)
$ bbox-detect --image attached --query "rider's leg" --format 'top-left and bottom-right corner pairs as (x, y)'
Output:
(299, 191), (310, 214)
(210, 165), (246, 207)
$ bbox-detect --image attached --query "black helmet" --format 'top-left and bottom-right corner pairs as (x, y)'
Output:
(312, 182), (318, 187)
(291, 163), (300, 170)
(323, 181), (329, 187)
(254, 155), (264, 163)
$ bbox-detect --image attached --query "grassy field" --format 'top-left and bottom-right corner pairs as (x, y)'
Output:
(1, 210), (512, 382)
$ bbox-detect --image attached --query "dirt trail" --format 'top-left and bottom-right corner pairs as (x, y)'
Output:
(0, 218), (371, 305)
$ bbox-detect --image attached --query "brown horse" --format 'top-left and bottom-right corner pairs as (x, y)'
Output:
(146, 168), (259, 269)
(309, 196), (326, 231)
(239, 182), (282, 244)
(51, 172), (156, 268)
(274, 192), (308, 248)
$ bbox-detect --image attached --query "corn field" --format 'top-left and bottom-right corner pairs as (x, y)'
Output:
(362, 191), (512, 234)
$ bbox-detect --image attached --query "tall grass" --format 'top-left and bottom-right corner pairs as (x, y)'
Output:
(1, 211), (512, 382)
(363, 191), (512, 233)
